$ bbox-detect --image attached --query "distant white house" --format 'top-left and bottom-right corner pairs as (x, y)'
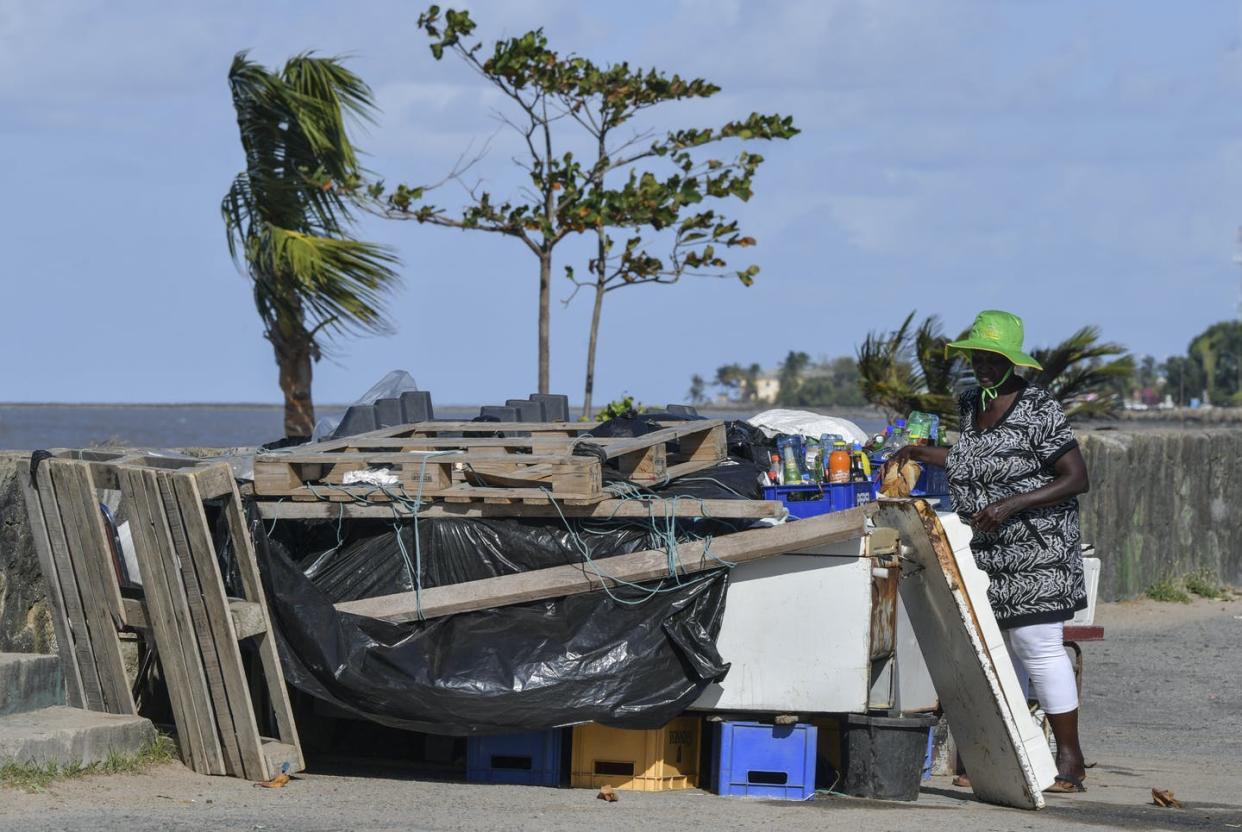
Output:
(754, 374), (781, 404)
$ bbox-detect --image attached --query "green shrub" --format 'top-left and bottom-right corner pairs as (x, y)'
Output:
(1183, 570), (1230, 600)
(1145, 577), (1191, 604)
(593, 395), (645, 422)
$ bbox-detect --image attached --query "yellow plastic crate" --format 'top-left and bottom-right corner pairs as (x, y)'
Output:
(571, 717), (701, 791)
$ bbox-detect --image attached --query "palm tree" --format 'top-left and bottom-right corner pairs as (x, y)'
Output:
(222, 52), (400, 438)
(1028, 327), (1135, 418)
(857, 313), (967, 424)
(858, 313), (1133, 424)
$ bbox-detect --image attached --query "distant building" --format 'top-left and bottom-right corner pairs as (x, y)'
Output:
(754, 374), (781, 404)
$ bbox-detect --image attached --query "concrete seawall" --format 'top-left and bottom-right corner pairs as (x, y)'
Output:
(1077, 428), (1242, 600)
(1, 432), (1239, 651)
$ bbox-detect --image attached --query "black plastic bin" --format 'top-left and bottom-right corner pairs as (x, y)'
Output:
(841, 713), (937, 801)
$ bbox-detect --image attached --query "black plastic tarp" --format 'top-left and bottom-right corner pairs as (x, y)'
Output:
(252, 510), (732, 735)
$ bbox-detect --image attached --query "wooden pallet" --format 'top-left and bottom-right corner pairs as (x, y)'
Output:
(252, 449), (602, 502)
(251, 420), (728, 502)
(24, 450), (302, 781)
(19, 456), (137, 715)
(112, 462), (303, 780)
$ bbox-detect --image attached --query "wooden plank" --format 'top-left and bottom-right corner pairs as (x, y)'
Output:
(86, 454), (213, 491)
(613, 443), (667, 483)
(17, 466), (87, 709)
(124, 468), (224, 774)
(327, 436), (578, 451)
(137, 468), (227, 776)
(171, 472), (268, 781)
(121, 598), (147, 631)
(48, 461), (135, 715)
(261, 740), (303, 777)
(281, 482), (605, 504)
(663, 457), (731, 480)
(123, 597), (268, 642)
(118, 467), (207, 771)
(35, 464), (106, 711)
(253, 497), (786, 521)
(157, 473), (245, 778)
(874, 500), (1054, 809)
(307, 421), (587, 452)
(228, 601), (267, 640)
(335, 508), (867, 623)
(214, 468), (304, 776)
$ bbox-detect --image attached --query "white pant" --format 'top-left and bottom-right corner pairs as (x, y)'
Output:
(1003, 621), (1079, 715)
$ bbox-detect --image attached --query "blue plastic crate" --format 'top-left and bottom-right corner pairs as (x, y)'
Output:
(914, 464), (949, 497)
(761, 481), (876, 518)
(867, 458), (951, 498)
(713, 721), (817, 800)
(467, 729), (563, 786)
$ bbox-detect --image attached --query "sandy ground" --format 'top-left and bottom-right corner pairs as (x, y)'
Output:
(2, 597), (1239, 832)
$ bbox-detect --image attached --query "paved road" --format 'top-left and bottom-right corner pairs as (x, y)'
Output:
(2, 597), (1239, 832)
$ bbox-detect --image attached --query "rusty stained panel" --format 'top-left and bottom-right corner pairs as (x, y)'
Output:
(869, 559), (900, 661)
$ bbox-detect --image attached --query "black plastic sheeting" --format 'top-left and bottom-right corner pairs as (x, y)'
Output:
(252, 510), (737, 735)
(246, 416), (777, 735)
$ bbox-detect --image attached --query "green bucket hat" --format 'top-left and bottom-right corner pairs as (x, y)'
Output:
(946, 310), (1044, 371)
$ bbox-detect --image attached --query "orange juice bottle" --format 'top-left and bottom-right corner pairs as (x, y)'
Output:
(828, 442), (851, 484)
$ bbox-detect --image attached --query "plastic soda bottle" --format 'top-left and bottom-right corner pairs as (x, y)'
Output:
(805, 442), (822, 483)
(852, 442), (871, 479)
(828, 441), (851, 485)
(778, 437), (802, 485)
(907, 411), (931, 445)
(882, 420), (908, 459)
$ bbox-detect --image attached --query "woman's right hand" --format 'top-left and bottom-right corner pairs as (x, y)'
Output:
(887, 445), (922, 467)
(886, 443), (950, 473)
(880, 445), (920, 484)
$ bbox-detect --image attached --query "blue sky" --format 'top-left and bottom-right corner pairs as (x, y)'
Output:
(4, 1), (1242, 405)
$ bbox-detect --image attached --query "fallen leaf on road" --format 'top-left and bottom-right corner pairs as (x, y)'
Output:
(1152, 787), (1183, 808)
(597, 785), (618, 802)
(255, 762), (292, 789)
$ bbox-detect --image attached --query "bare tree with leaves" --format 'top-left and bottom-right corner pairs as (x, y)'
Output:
(362, 7), (796, 409)
(222, 53), (399, 438)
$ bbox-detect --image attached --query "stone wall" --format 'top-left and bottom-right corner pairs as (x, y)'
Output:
(1077, 428), (1242, 601)
(2, 433), (1240, 651)
(0, 452), (56, 654)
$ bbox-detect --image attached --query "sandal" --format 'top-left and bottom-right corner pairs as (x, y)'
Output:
(1045, 775), (1086, 793)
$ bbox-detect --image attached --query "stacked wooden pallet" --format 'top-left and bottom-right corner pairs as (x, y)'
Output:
(21, 451), (303, 781)
(251, 419), (730, 506)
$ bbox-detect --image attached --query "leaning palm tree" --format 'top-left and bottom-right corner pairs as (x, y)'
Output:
(222, 52), (400, 438)
(858, 313), (1133, 423)
(1028, 327), (1135, 418)
(857, 313), (968, 425)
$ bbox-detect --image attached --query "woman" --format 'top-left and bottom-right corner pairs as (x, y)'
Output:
(891, 309), (1090, 794)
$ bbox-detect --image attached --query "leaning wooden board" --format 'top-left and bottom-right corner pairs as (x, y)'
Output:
(336, 507), (867, 623)
(875, 500), (1056, 810)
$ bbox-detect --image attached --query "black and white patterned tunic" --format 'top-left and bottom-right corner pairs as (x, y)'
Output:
(945, 382), (1087, 628)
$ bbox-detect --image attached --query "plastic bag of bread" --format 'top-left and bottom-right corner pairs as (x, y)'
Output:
(879, 459), (922, 498)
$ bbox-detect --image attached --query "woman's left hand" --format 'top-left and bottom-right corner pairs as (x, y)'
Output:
(972, 497), (1020, 533)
